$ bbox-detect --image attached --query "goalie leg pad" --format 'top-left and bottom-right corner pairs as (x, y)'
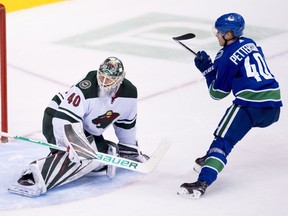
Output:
(9, 151), (105, 196)
(64, 123), (98, 161)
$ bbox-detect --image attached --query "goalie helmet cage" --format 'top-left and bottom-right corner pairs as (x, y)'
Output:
(0, 4), (8, 143)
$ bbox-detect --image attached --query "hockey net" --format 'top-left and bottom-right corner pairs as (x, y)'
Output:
(0, 4), (8, 143)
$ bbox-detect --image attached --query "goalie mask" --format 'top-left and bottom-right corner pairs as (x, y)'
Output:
(97, 57), (126, 91)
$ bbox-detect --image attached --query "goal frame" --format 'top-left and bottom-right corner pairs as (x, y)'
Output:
(0, 4), (8, 143)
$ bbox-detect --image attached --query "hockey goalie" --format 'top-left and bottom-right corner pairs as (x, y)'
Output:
(8, 57), (149, 197)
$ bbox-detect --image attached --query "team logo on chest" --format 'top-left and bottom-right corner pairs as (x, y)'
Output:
(92, 110), (120, 129)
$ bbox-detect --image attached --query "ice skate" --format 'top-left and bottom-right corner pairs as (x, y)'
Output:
(193, 155), (208, 173)
(177, 180), (208, 199)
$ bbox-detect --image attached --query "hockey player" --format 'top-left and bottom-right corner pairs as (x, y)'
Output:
(8, 57), (149, 197)
(177, 13), (282, 198)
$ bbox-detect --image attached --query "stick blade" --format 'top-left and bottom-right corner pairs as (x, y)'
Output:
(139, 139), (171, 173)
(173, 33), (195, 41)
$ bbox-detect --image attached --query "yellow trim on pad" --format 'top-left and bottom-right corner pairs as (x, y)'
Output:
(1, 0), (64, 12)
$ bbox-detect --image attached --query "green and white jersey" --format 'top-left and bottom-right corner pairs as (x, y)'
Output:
(52, 70), (138, 146)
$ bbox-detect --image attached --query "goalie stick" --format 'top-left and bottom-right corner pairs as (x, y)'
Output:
(0, 131), (171, 174)
(172, 33), (203, 60)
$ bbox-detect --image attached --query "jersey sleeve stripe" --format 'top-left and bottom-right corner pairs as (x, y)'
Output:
(55, 107), (83, 123)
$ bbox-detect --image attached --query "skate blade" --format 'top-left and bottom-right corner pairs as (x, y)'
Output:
(177, 187), (202, 199)
(8, 185), (41, 197)
(193, 164), (202, 173)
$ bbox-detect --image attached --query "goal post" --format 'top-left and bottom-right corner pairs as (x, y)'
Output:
(0, 4), (8, 143)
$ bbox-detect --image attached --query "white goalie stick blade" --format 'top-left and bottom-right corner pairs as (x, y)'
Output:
(136, 139), (171, 173)
(177, 187), (202, 199)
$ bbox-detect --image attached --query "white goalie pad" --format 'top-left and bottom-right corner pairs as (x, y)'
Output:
(64, 123), (118, 179)
(63, 123), (98, 162)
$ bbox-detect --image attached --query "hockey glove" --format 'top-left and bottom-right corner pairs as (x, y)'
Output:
(118, 143), (150, 163)
(194, 51), (215, 76)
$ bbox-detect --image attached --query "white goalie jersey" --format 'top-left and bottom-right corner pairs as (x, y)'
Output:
(52, 70), (138, 147)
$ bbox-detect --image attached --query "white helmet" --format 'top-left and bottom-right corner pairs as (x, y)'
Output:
(97, 57), (125, 91)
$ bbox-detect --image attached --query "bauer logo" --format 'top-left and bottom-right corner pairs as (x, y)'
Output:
(55, 13), (287, 62)
(96, 153), (138, 169)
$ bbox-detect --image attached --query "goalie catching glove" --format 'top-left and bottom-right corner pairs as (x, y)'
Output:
(118, 143), (149, 163)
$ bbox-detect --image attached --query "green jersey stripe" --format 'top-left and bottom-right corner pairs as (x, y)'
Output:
(236, 88), (281, 102)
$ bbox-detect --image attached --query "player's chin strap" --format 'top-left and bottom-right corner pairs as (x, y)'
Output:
(0, 128), (171, 174)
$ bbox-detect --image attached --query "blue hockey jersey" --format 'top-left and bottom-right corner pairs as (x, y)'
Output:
(205, 37), (282, 108)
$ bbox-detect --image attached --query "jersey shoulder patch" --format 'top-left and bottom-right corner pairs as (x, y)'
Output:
(76, 71), (98, 99)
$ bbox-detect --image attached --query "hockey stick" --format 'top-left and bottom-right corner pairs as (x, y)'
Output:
(0, 131), (171, 174)
(172, 33), (202, 60)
